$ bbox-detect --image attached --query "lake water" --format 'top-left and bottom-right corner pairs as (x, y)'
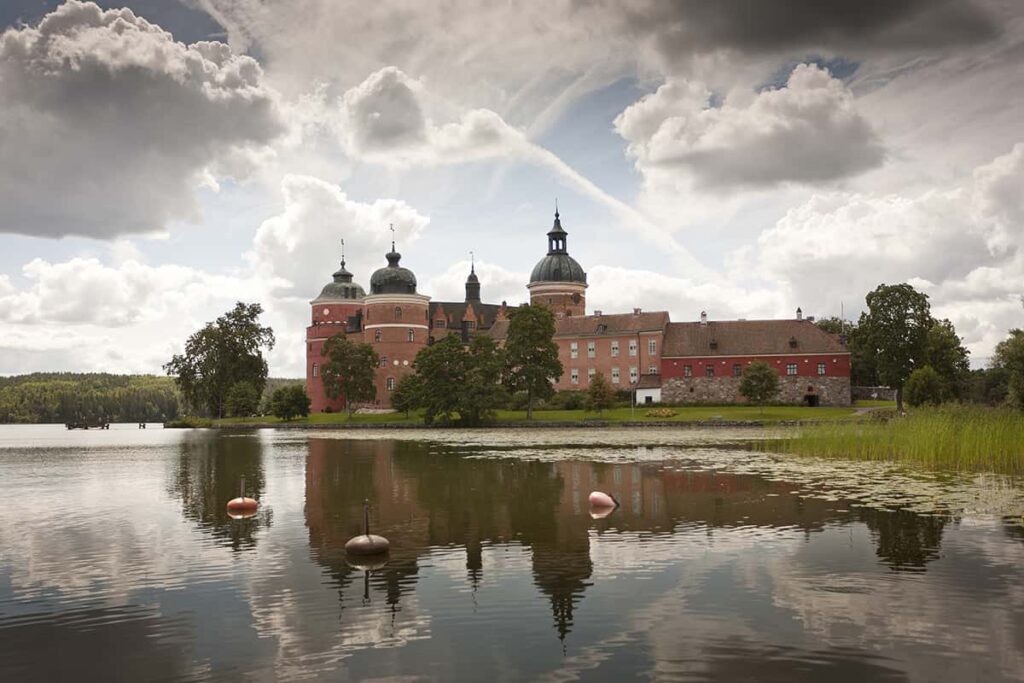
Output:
(1, 424), (1023, 682)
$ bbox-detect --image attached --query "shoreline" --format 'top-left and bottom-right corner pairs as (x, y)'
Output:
(203, 419), (799, 430)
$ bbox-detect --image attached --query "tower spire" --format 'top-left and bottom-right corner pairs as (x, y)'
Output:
(340, 237), (346, 268)
(470, 250), (475, 274)
(389, 223), (395, 252)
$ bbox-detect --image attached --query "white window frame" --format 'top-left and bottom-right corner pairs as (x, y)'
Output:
(570, 342), (578, 359)
(570, 368), (579, 385)
(787, 363), (798, 376)
(587, 341), (596, 358)
(611, 341), (619, 357)
(611, 367), (620, 384)
(629, 367), (638, 383)
(312, 363), (318, 378)
(628, 340), (638, 357)
(817, 363), (826, 376)
(386, 377), (395, 391)
(684, 365), (692, 378)
(648, 365), (658, 375)
(588, 368), (596, 382)
(648, 339), (656, 355)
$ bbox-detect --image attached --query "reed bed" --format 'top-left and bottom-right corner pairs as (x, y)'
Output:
(760, 407), (1024, 474)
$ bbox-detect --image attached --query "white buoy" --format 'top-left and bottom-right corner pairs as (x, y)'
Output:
(588, 491), (618, 509)
(345, 499), (389, 556)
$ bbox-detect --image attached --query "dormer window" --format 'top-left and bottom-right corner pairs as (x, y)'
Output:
(789, 336), (798, 348)
(709, 339), (718, 349)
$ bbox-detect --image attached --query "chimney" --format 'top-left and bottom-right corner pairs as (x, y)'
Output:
(796, 307), (803, 321)
(594, 310), (602, 317)
(700, 310), (708, 326)
(633, 307), (641, 316)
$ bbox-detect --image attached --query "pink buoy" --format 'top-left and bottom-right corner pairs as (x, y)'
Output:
(227, 475), (258, 512)
(588, 491), (618, 509)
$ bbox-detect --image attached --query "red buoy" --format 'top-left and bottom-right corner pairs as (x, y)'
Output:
(227, 475), (258, 513)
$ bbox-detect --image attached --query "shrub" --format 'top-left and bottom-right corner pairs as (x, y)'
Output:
(225, 381), (260, 417)
(906, 366), (944, 407)
(645, 408), (677, 418)
(270, 384), (311, 421)
(550, 390), (586, 410)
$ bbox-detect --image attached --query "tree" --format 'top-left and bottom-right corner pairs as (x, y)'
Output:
(922, 319), (970, 400)
(164, 302), (275, 417)
(503, 304), (563, 420)
(739, 361), (779, 412)
(994, 329), (1024, 409)
(905, 366), (944, 407)
(816, 316), (877, 386)
(390, 373), (422, 418)
(320, 333), (380, 417)
(459, 336), (508, 425)
(411, 335), (467, 424)
(857, 283), (933, 413)
(586, 372), (615, 415)
(967, 367), (1010, 406)
(224, 381), (260, 417)
(270, 384), (310, 421)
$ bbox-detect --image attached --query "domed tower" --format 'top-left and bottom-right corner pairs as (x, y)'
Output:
(363, 236), (430, 407)
(528, 209), (587, 318)
(307, 242), (366, 413)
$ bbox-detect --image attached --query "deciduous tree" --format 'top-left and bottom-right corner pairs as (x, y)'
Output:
(270, 384), (310, 421)
(739, 361), (780, 412)
(923, 319), (970, 400)
(586, 372), (615, 415)
(905, 366), (944, 407)
(164, 302), (275, 417)
(503, 304), (562, 420)
(320, 334), (380, 417)
(994, 329), (1024, 409)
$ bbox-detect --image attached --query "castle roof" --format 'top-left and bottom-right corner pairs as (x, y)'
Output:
(529, 210), (586, 285)
(663, 319), (848, 357)
(487, 310), (668, 340)
(431, 301), (504, 330)
(369, 245), (418, 295)
(313, 255), (365, 302)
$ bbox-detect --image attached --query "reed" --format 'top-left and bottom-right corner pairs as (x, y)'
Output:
(759, 406), (1024, 474)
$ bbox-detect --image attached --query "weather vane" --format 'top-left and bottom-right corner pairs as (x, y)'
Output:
(389, 223), (395, 251)
(470, 250), (474, 272)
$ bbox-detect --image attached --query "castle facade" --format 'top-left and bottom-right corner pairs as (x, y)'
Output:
(305, 211), (851, 412)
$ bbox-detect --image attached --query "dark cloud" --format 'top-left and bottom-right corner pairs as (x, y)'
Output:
(619, 0), (999, 63)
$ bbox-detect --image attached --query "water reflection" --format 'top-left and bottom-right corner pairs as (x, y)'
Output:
(168, 432), (272, 550)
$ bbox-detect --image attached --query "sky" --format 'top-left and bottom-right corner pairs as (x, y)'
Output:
(0, 0), (1021, 377)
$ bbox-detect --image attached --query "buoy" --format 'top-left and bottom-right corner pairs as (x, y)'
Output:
(588, 491), (619, 509)
(589, 506), (616, 520)
(227, 475), (258, 512)
(345, 499), (389, 556)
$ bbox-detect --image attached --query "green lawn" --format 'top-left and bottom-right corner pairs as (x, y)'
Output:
(212, 404), (862, 427)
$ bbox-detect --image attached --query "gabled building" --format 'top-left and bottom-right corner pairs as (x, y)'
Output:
(306, 209), (851, 411)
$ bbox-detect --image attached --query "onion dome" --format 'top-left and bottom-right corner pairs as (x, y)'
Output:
(529, 209), (587, 284)
(369, 243), (418, 294)
(315, 255), (366, 301)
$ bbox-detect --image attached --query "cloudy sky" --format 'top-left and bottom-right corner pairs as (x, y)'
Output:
(0, 0), (1021, 376)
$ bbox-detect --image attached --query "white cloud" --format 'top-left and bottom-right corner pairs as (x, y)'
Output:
(616, 64), (884, 191)
(0, 0), (285, 238)
(744, 144), (1024, 363)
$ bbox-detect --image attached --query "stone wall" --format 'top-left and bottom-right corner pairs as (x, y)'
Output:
(662, 376), (851, 406)
(852, 385), (896, 401)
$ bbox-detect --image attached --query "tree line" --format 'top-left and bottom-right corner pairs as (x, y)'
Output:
(0, 373), (180, 424)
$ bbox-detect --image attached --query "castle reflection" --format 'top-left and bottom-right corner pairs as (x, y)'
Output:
(303, 438), (951, 643)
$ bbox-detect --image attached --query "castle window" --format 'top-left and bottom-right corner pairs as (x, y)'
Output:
(570, 342), (578, 359)
(571, 368), (579, 385)
(817, 363), (827, 376)
(628, 340), (638, 357)
(611, 367), (620, 384)
(648, 365), (658, 375)
(587, 341), (596, 358)
(386, 377), (395, 392)
(733, 364), (741, 377)
(787, 363), (798, 375)
(684, 365), (692, 378)
(380, 356), (387, 368)
(588, 368), (596, 382)
(611, 341), (619, 357)
(394, 307), (402, 320)
(466, 321), (477, 330)
(629, 367), (639, 383)
(435, 319), (446, 329)
(407, 329), (415, 342)
(648, 339), (657, 355)
(374, 329), (382, 342)
(312, 363), (318, 378)
(705, 365), (715, 377)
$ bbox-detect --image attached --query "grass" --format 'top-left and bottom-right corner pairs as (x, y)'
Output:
(758, 406), (1024, 474)
(853, 399), (897, 408)
(213, 404), (861, 427)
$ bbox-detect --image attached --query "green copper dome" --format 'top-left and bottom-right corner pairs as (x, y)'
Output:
(369, 247), (418, 294)
(315, 259), (365, 301)
(529, 210), (586, 284)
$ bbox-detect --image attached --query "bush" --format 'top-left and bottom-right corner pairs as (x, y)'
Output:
(645, 408), (677, 418)
(225, 381), (260, 417)
(906, 366), (944, 407)
(550, 390), (586, 410)
(270, 384), (311, 421)
(164, 415), (213, 428)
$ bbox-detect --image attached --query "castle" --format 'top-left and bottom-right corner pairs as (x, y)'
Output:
(305, 210), (851, 412)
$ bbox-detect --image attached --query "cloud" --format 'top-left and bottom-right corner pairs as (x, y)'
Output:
(616, 64), (884, 191)
(423, 260), (528, 306)
(0, 0), (285, 239)
(249, 173), (431, 298)
(744, 143), (1024, 362)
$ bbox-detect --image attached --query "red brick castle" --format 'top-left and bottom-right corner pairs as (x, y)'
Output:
(306, 211), (851, 412)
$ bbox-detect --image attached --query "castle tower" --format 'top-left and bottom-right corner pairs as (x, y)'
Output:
(307, 242), (366, 413)
(527, 209), (587, 318)
(363, 237), (430, 406)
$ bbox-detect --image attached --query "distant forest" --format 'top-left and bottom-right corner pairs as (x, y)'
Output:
(0, 373), (303, 424)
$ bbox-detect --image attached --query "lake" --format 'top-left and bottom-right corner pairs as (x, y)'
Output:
(1, 424), (1022, 681)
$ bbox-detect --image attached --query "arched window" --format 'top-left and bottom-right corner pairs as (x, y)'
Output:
(407, 329), (415, 342)
(394, 306), (402, 320)
(374, 329), (382, 342)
